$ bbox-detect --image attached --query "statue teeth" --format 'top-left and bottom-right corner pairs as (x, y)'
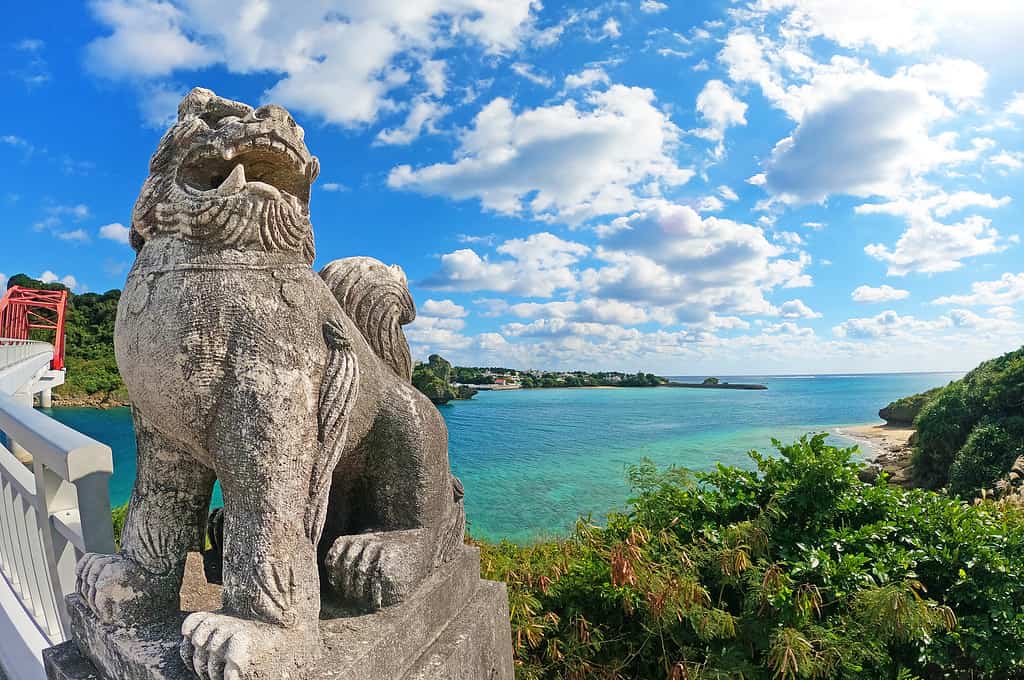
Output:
(217, 164), (247, 195)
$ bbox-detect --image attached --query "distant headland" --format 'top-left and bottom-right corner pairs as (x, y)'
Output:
(665, 377), (768, 390)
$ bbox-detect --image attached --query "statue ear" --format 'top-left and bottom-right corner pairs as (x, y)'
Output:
(178, 88), (216, 121)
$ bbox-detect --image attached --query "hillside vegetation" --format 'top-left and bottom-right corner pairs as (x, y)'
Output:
(479, 436), (1024, 679)
(6, 274), (127, 405)
(413, 354), (478, 404)
(910, 345), (1024, 495)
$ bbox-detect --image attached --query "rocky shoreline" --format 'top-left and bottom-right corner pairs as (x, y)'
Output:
(50, 391), (129, 409)
(835, 423), (916, 488)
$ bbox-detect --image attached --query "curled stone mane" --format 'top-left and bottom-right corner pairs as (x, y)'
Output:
(320, 257), (416, 381)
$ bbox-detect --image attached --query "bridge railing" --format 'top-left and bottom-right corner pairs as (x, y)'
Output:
(0, 340), (54, 372)
(0, 392), (114, 646)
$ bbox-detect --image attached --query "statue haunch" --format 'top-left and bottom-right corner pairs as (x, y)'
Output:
(76, 88), (465, 679)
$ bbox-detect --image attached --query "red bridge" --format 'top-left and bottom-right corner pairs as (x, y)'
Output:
(0, 285), (68, 371)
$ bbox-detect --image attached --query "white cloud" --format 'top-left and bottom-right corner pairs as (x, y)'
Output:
(137, 82), (183, 129)
(1006, 93), (1024, 116)
(696, 196), (725, 213)
(856, 191), (1011, 275)
(586, 202), (811, 317)
(899, 58), (987, 109)
(602, 18), (621, 39)
(420, 299), (468, 318)
(692, 80), (747, 155)
(856, 191), (1011, 219)
(990, 151), (1024, 171)
(640, 0), (668, 13)
(802, 221), (825, 230)
(762, 75), (960, 203)
(774, 231), (803, 247)
(718, 185), (739, 201)
(86, 0), (540, 126)
(933, 273), (1024, 306)
(864, 214), (1004, 276)
(321, 183), (349, 192)
(511, 62), (553, 87)
(564, 68), (609, 90)
(421, 59), (447, 98)
(0, 273), (6, 290)
(423, 232), (589, 297)
(86, 0), (216, 78)
(39, 271), (81, 292)
(851, 284), (909, 303)
(751, 0), (1024, 55)
(57, 229), (90, 243)
(833, 310), (949, 339)
(375, 99), (449, 145)
(389, 85), (693, 223)
(99, 222), (131, 245)
(778, 299), (821, 318)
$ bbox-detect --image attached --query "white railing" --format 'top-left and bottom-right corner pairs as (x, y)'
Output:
(0, 340), (53, 372)
(0, 392), (114, 649)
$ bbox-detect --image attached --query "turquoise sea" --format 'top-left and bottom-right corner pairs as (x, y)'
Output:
(44, 372), (959, 543)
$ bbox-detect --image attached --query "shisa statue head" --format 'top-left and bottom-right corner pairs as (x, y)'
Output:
(129, 87), (320, 263)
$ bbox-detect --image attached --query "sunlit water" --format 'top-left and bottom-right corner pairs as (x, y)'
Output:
(44, 372), (958, 542)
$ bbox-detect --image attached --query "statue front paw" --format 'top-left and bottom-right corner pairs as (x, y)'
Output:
(181, 611), (317, 680)
(75, 552), (178, 625)
(325, 530), (429, 611)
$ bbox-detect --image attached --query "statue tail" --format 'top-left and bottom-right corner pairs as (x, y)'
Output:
(319, 257), (416, 382)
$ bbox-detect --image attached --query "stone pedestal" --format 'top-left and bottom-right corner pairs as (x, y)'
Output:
(44, 547), (513, 680)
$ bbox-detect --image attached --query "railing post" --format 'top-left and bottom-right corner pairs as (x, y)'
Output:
(34, 465), (81, 637)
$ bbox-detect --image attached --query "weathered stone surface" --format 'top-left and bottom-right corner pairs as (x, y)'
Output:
(46, 548), (512, 680)
(50, 87), (508, 679)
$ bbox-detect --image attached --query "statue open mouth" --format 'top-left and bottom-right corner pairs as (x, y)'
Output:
(178, 133), (316, 215)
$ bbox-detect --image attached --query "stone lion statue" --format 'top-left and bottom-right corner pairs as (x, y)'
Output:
(75, 88), (465, 679)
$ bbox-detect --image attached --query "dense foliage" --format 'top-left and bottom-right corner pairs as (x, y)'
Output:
(878, 387), (944, 426)
(6, 274), (127, 402)
(912, 346), (1024, 493)
(412, 354), (478, 404)
(452, 365), (667, 389)
(478, 436), (1024, 679)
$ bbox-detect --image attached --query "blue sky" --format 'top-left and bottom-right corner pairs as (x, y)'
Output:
(2, 0), (1023, 374)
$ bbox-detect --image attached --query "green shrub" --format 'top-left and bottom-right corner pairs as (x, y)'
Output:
(949, 420), (1024, 497)
(479, 436), (1024, 679)
(912, 346), (1024, 490)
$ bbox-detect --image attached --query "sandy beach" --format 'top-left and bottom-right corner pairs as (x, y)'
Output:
(835, 422), (916, 486)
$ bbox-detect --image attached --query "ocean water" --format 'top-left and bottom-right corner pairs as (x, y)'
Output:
(43, 372), (959, 543)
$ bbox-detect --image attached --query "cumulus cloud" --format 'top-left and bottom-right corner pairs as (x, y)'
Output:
(602, 18), (621, 39)
(99, 222), (131, 244)
(640, 0), (669, 13)
(422, 232), (590, 297)
(778, 299), (821, 318)
(39, 271), (81, 292)
(692, 80), (747, 156)
(832, 310), (948, 339)
(375, 99), (449, 146)
(989, 151), (1024, 171)
(751, 0), (1024, 56)
(1006, 93), (1024, 116)
(933, 273), (1024, 306)
(564, 68), (609, 90)
(86, 0), (540, 126)
(389, 86), (693, 223)
(586, 202), (811, 317)
(864, 215), (1004, 276)
(420, 299), (468, 318)
(851, 284), (909, 303)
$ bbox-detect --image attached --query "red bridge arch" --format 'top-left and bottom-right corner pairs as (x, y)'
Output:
(0, 286), (69, 370)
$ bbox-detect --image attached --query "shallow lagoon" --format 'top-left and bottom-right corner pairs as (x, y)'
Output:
(46, 372), (958, 542)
